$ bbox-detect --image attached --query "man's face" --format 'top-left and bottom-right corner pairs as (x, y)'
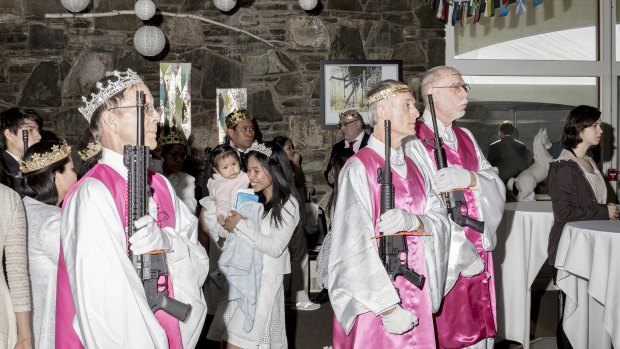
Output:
(385, 92), (420, 140)
(3, 118), (42, 157)
(428, 71), (469, 125)
(227, 118), (255, 151)
(162, 144), (186, 175)
(111, 83), (159, 150)
(339, 119), (362, 142)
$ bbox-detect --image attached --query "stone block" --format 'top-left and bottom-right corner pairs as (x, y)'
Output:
(392, 41), (426, 65)
(275, 73), (303, 96)
(0, 32), (27, 44)
(328, 24), (365, 60)
(94, 0), (141, 31)
(19, 61), (62, 107)
(287, 16), (329, 48)
(248, 89), (282, 123)
(244, 49), (297, 75)
(24, 0), (64, 18)
(365, 20), (403, 47)
(54, 109), (89, 138)
(326, 0), (362, 11)
(365, 0), (412, 12)
(200, 51), (244, 98)
(162, 16), (203, 48)
(62, 52), (113, 98)
(28, 24), (67, 50)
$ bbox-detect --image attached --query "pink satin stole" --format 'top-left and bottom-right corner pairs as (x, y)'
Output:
(56, 163), (183, 349)
(332, 148), (437, 349)
(416, 121), (497, 348)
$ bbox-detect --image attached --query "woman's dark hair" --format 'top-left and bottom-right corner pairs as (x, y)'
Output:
(561, 105), (601, 150)
(326, 147), (355, 219)
(207, 144), (240, 179)
(248, 141), (298, 228)
(271, 136), (290, 150)
(18, 139), (71, 205)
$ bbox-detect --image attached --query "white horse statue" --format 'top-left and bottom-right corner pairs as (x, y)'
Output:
(506, 128), (553, 201)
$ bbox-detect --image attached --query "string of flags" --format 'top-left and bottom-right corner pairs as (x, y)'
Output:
(434, 0), (544, 25)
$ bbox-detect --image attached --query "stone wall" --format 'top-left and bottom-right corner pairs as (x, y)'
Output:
(0, 0), (444, 195)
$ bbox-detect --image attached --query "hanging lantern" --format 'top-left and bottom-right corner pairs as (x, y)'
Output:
(134, 0), (157, 21)
(60, 0), (90, 12)
(213, 0), (237, 12)
(133, 25), (166, 56)
(298, 0), (318, 11)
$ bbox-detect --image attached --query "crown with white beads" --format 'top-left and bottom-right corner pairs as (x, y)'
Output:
(249, 141), (272, 157)
(78, 69), (143, 123)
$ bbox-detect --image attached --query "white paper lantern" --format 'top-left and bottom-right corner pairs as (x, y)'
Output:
(60, 0), (90, 12)
(133, 26), (166, 56)
(213, 0), (236, 12)
(298, 0), (318, 11)
(134, 0), (156, 20)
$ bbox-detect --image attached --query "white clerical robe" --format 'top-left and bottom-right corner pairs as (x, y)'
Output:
(60, 148), (209, 348)
(327, 136), (453, 333)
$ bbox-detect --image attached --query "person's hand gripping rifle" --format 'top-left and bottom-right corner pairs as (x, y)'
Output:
(425, 94), (484, 233)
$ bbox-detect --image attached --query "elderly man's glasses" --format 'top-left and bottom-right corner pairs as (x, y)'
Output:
(433, 83), (471, 93)
(338, 120), (358, 128)
(107, 104), (162, 117)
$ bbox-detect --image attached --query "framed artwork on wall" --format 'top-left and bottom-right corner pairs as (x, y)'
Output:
(320, 60), (403, 129)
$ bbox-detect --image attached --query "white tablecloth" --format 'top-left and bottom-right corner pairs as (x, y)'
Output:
(555, 220), (620, 349)
(494, 201), (553, 349)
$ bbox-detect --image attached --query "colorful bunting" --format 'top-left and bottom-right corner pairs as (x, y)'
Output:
(436, 0), (541, 24)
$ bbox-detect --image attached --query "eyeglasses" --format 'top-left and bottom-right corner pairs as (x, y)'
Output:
(338, 120), (358, 128)
(433, 83), (471, 93)
(107, 104), (163, 117)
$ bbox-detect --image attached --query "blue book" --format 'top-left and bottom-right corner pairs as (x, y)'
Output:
(235, 190), (259, 209)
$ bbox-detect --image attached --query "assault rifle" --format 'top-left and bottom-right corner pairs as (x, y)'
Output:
(22, 130), (28, 153)
(124, 90), (192, 322)
(426, 94), (484, 234)
(378, 119), (425, 290)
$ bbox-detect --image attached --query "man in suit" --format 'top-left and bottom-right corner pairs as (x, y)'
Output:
(323, 109), (370, 186)
(0, 108), (42, 189)
(488, 120), (531, 184)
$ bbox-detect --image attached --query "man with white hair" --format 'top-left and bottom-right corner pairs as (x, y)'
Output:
(328, 79), (455, 348)
(405, 66), (506, 348)
(57, 69), (208, 348)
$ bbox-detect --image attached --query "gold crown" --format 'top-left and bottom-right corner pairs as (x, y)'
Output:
(367, 85), (411, 105)
(225, 109), (251, 128)
(339, 110), (362, 122)
(78, 141), (103, 161)
(79, 69), (143, 123)
(20, 139), (72, 174)
(158, 128), (185, 147)
(249, 141), (272, 157)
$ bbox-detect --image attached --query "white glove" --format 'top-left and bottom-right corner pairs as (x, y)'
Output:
(378, 208), (420, 234)
(381, 305), (419, 334)
(129, 215), (172, 255)
(434, 166), (471, 192)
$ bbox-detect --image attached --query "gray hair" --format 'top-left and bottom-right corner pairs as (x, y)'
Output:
(366, 79), (409, 127)
(420, 66), (462, 107)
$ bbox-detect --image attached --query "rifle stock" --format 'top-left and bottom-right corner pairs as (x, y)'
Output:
(426, 94), (484, 234)
(378, 119), (425, 290)
(125, 90), (192, 322)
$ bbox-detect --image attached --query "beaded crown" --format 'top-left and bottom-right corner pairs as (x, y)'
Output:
(77, 141), (103, 161)
(367, 85), (411, 105)
(158, 128), (185, 147)
(20, 139), (72, 174)
(339, 109), (362, 122)
(225, 109), (252, 128)
(78, 69), (143, 123)
(248, 141), (272, 157)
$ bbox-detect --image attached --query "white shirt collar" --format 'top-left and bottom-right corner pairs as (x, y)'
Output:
(100, 148), (128, 178)
(422, 109), (457, 150)
(366, 136), (406, 176)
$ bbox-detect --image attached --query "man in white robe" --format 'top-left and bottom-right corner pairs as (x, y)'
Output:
(60, 70), (208, 348)
(405, 65), (506, 349)
(328, 80), (460, 348)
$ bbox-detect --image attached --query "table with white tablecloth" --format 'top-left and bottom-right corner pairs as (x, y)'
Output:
(494, 201), (554, 349)
(555, 220), (620, 349)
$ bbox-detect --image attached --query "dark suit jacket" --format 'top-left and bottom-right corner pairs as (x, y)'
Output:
(323, 131), (370, 186)
(1, 151), (22, 190)
(487, 136), (530, 183)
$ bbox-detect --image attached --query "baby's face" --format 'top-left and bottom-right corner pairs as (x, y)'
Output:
(215, 155), (241, 179)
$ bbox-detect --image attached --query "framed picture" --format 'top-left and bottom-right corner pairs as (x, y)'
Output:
(320, 60), (402, 129)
